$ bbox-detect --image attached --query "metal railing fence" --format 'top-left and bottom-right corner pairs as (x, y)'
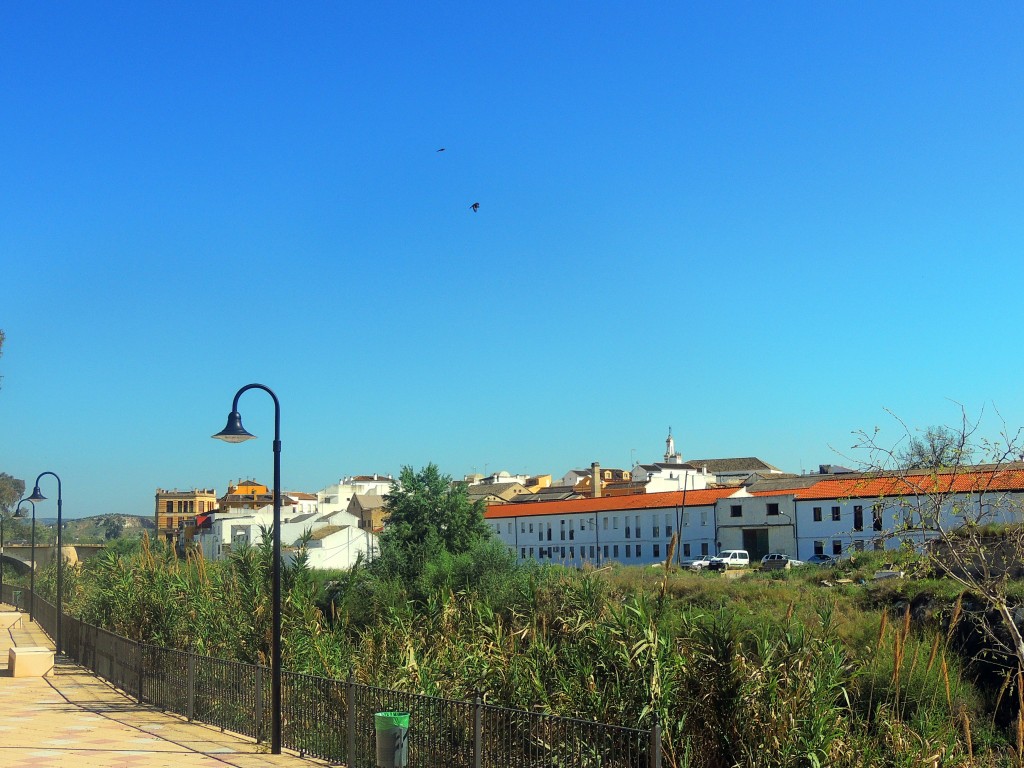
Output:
(0, 584), (659, 766)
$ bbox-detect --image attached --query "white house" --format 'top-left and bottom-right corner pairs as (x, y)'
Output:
(317, 474), (394, 517)
(485, 488), (739, 567)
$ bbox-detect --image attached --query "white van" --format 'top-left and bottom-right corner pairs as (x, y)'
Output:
(708, 550), (750, 572)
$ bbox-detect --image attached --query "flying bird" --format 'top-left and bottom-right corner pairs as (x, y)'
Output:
(470, 202), (480, 212)
(436, 147), (446, 152)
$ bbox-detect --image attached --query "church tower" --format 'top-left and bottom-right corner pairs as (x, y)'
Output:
(664, 427), (682, 464)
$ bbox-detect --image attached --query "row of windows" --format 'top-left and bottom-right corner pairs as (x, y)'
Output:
(520, 543), (652, 560)
(810, 505), (883, 531)
(501, 512), (709, 539)
(813, 538), (885, 555)
(163, 499), (209, 516)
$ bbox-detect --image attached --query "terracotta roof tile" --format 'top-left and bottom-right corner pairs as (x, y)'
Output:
(485, 488), (738, 519)
(795, 469), (1024, 500)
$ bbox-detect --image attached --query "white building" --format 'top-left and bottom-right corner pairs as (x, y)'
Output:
(192, 505), (377, 568)
(317, 474), (394, 517)
(486, 488), (739, 567)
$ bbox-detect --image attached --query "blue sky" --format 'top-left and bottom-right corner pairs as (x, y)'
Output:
(3, 3), (1023, 518)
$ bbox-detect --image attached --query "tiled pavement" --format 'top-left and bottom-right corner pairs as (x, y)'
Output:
(0, 606), (332, 768)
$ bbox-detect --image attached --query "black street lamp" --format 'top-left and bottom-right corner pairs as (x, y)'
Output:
(212, 383), (282, 754)
(13, 498), (36, 622)
(28, 472), (62, 654)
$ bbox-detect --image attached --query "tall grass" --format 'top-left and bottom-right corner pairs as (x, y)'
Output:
(29, 536), (1014, 767)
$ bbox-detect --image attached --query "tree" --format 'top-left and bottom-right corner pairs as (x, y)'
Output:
(853, 407), (1024, 716)
(896, 424), (975, 469)
(0, 473), (25, 515)
(373, 464), (491, 585)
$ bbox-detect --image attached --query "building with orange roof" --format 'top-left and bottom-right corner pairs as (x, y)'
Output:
(486, 487), (741, 567)
(487, 464), (1024, 569)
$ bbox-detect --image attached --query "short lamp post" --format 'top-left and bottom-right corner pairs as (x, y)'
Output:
(13, 498), (36, 621)
(212, 383), (282, 754)
(28, 472), (62, 654)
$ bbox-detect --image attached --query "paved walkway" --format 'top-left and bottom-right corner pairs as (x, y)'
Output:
(0, 606), (332, 768)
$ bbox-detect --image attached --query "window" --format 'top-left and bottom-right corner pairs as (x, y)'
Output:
(813, 507), (822, 522)
(569, 546), (575, 559)
(521, 548), (526, 559)
(589, 546), (595, 558)
(832, 540), (842, 556)
(853, 507), (864, 532)
(560, 547), (566, 558)
(872, 504), (883, 531)
(521, 522), (526, 533)
(626, 545), (632, 558)
(625, 526), (631, 539)
(874, 539), (884, 551)
(666, 525), (673, 538)
(603, 545), (609, 559)
(767, 503), (780, 516)
(165, 501), (173, 514)
(529, 547), (535, 558)
(613, 545), (619, 558)
(560, 520), (566, 540)
(603, 517), (609, 530)
(507, 522), (513, 534)
(569, 528), (575, 540)
(613, 517), (619, 529)
(653, 544), (661, 558)
(854, 540), (864, 552)
(683, 542), (691, 557)
(730, 505), (742, 518)
(831, 506), (841, 522)
(634, 517), (641, 538)
(701, 509), (708, 526)
(538, 528), (543, 541)
(547, 524), (552, 541)
(653, 525), (660, 537)
(636, 545), (642, 557)
(528, 522), (534, 533)
(813, 541), (824, 555)
(701, 542), (709, 556)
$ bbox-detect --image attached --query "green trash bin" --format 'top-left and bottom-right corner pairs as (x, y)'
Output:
(374, 711), (409, 768)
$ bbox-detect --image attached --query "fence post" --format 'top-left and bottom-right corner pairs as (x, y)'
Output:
(255, 665), (264, 742)
(137, 642), (145, 704)
(346, 671), (356, 767)
(649, 711), (662, 768)
(186, 651), (196, 722)
(473, 691), (482, 768)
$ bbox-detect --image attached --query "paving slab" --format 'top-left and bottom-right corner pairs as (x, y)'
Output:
(0, 618), (334, 768)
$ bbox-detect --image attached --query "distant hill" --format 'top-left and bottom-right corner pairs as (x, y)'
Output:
(60, 514), (156, 544)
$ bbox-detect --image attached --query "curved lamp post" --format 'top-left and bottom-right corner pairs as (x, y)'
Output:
(28, 472), (62, 654)
(13, 498), (36, 621)
(212, 383), (282, 754)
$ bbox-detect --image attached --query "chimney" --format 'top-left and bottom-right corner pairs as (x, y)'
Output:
(591, 462), (602, 498)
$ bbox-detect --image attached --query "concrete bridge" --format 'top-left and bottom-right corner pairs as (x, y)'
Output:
(0, 544), (105, 574)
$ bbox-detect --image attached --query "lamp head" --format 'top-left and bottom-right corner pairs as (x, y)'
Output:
(27, 486), (46, 503)
(212, 411), (256, 443)
(13, 499), (33, 518)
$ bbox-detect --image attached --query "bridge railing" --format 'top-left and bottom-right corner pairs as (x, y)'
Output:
(0, 583), (660, 767)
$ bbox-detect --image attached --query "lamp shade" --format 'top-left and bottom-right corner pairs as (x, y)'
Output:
(212, 411), (256, 443)
(27, 486), (46, 503)
(13, 501), (32, 518)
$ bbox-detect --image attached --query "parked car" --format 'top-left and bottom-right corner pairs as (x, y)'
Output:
(708, 550), (750, 572)
(806, 554), (837, 567)
(760, 552), (805, 569)
(686, 554), (716, 571)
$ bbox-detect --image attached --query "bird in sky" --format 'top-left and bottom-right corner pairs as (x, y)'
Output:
(436, 147), (446, 152)
(470, 202), (480, 212)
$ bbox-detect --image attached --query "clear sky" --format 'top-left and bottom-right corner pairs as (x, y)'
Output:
(3, 3), (1023, 518)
